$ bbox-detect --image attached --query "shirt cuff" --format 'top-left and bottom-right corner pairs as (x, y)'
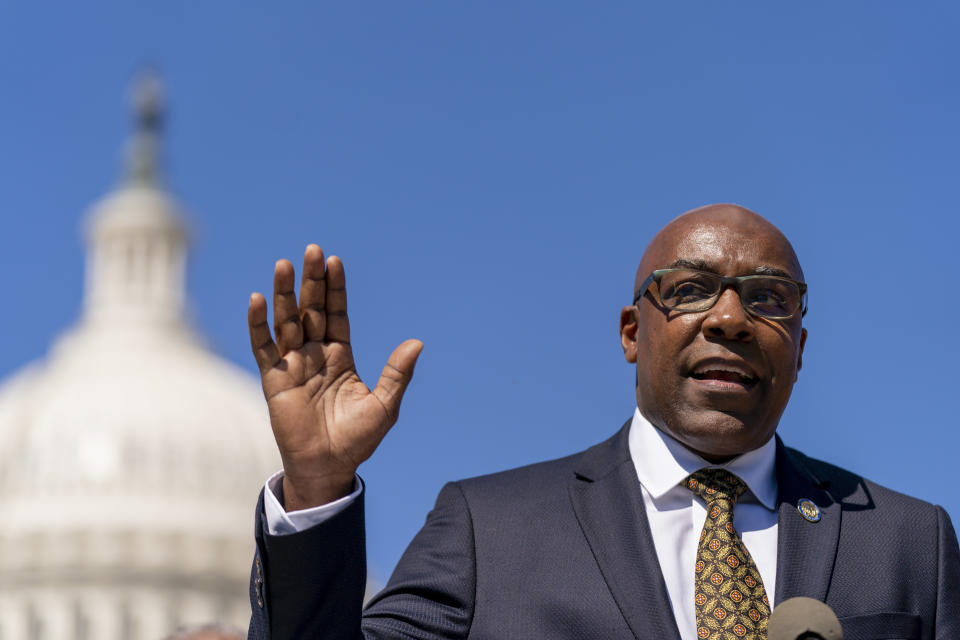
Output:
(263, 471), (363, 536)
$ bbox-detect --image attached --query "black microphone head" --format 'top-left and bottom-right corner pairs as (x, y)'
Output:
(768, 597), (843, 640)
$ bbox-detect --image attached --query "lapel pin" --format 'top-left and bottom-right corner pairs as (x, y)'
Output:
(797, 498), (821, 523)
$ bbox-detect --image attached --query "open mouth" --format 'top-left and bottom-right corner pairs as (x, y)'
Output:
(689, 367), (758, 389)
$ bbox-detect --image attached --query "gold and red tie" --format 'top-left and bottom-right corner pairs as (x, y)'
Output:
(685, 469), (771, 640)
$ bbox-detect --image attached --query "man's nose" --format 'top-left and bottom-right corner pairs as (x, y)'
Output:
(701, 288), (755, 342)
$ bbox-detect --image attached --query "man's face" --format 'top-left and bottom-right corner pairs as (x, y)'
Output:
(620, 206), (807, 461)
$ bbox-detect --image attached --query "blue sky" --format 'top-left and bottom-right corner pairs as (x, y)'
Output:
(1, 3), (958, 578)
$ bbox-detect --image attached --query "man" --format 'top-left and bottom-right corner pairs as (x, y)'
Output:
(246, 204), (959, 639)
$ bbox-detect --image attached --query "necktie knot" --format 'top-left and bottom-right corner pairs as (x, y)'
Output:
(685, 468), (749, 505)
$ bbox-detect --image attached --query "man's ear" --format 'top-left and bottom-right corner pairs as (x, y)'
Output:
(796, 327), (807, 377)
(620, 306), (638, 363)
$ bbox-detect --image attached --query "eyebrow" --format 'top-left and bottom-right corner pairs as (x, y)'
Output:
(665, 259), (796, 280)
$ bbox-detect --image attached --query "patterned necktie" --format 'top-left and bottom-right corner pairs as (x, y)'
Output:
(685, 469), (771, 640)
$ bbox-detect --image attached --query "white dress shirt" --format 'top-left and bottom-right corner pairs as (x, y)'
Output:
(263, 471), (362, 535)
(263, 408), (779, 639)
(628, 408), (778, 638)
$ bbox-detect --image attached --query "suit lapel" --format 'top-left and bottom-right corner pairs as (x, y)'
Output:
(569, 424), (682, 640)
(773, 439), (841, 603)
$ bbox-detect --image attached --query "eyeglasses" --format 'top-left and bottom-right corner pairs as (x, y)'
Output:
(634, 268), (808, 320)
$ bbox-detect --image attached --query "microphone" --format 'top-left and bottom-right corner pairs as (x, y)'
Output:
(768, 597), (843, 640)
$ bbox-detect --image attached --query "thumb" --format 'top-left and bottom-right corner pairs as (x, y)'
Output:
(372, 339), (424, 420)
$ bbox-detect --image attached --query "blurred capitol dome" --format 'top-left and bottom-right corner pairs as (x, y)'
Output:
(0, 74), (279, 639)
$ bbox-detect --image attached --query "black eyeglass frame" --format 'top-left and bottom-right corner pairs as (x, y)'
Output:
(633, 268), (808, 320)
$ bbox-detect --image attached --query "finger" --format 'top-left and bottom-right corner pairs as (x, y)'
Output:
(273, 259), (304, 354)
(372, 339), (424, 420)
(248, 292), (281, 371)
(299, 244), (327, 343)
(324, 255), (350, 344)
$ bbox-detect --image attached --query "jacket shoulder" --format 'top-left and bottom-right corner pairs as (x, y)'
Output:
(454, 420), (632, 500)
(455, 449), (584, 498)
(785, 445), (941, 515)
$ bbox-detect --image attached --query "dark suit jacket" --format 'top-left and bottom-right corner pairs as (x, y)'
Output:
(248, 423), (960, 639)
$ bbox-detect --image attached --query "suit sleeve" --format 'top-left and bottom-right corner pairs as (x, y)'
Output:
(247, 481), (477, 640)
(249, 486), (368, 640)
(936, 505), (960, 639)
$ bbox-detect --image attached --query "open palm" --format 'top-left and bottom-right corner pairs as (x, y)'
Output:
(248, 245), (423, 509)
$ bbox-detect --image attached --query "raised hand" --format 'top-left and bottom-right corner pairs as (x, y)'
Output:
(248, 244), (423, 510)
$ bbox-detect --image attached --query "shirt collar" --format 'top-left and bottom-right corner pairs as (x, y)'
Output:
(627, 407), (778, 510)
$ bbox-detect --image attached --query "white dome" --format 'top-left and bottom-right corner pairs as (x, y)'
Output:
(0, 75), (279, 640)
(0, 325), (277, 535)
